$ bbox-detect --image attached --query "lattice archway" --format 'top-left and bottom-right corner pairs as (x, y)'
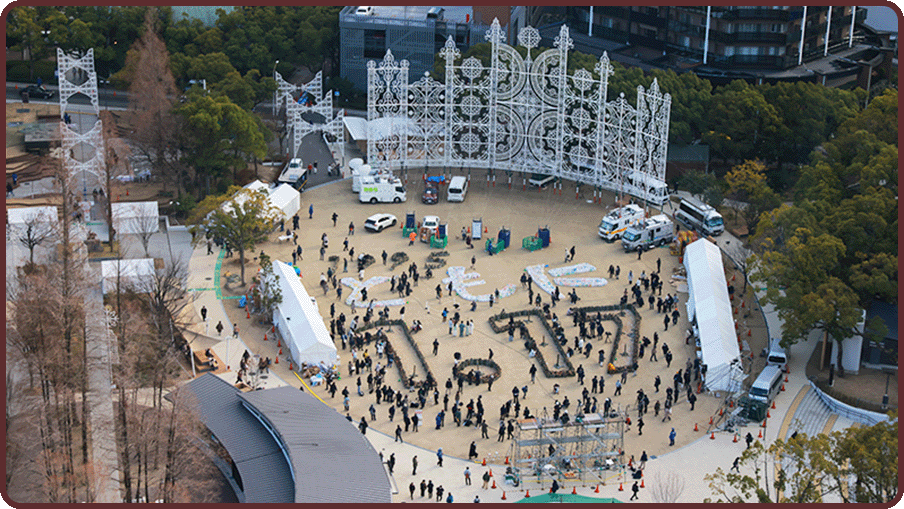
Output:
(367, 19), (671, 201)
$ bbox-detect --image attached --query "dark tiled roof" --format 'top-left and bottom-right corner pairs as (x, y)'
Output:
(239, 386), (392, 503)
(183, 374), (295, 503)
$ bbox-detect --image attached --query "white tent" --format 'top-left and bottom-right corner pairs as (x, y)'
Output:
(268, 261), (338, 368)
(101, 258), (156, 294)
(7, 205), (58, 227)
(268, 183), (301, 219)
(683, 239), (743, 393)
(111, 201), (159, 235)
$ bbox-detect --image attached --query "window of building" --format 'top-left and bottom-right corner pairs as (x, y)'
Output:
(724, 46), (734, 56)
(363, 29), (386, 59)
(770, 24), (786, 33)
(682, 36), (691, 48)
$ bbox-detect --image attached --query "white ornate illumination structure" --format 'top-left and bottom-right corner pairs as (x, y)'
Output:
(57, 48), (105, 198)
(367, 20), (671, 200)
(275, 70), (346, 160)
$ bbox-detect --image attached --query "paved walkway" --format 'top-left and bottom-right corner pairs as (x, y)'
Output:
(82, 264), (122, 503)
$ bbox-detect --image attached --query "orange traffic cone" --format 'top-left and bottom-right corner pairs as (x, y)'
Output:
(484, 226), (488, 233)
(501, 491), (506, 500)
(505, 456), (510, 465)
(572, 487), (577, 495)
(271, 325), (275, 333)
(694, 423), (698, 432)
(277, 338), (281, 348)
(275, 356), (279, 364)
(126, 189), (129, 196)
(758, 429), (762, 439)
(741, 300), (745, 308)
(729, 400), (734, 408)
(762, 419), (767, 428)
(767, 410), (771, 418)
(525, 490), (531, 498)
(482, 458), (486, 466)
(748, 329), (752, 336)
(289, 362), (293, 371)
(278, 348), (283, 355)
(246, 309), (251, 319)
(719, 407), (724, 416)
(710, 432), (715, 440)
(492, 479), (497, 489)
(595, 484), (600, 493)
(709, 416), (713, 425)
(784, 374), (789, 382)
(618, 483), (624, 492)
(264, 333), (268, 341)
(641, 478), (645, 488)
(780, 384), (785, 392)
(489, 468), (493, 477)
(771, 401), (776, 409)
(549, 488), (553, 494)
(733, 433), (738, 443)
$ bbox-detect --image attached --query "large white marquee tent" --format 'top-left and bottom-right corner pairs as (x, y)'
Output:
(268, 261), (337, 368)
(223, 181), (300, 220)
(683, 238), (743, 394)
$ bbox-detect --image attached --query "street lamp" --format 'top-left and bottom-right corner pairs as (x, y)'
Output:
(273, 60), (280, 118)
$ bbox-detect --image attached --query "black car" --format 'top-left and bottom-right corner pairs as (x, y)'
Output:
(21, 85), (54, 101)
(422, 186), (439, 204)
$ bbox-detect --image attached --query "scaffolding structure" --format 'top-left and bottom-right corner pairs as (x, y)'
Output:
(509, 408), (626, 490)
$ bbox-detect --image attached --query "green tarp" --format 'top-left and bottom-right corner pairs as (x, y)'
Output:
(516, 493), (624, 503)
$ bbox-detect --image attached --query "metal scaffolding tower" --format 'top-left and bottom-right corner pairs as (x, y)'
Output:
(509, 408), (626, 491)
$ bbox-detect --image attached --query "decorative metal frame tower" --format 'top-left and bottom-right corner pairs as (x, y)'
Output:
(275, 70), (346, 162)
(367, 19), (671, 197)
(509, 409), (626, 491)
(57, 48), (105, 199)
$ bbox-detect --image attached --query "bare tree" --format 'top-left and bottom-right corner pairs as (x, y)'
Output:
(127, 7), (183, 196)
(650, 470), (686, 503)
(99, 110), (132, 249)
(14, 208), (57, 266)
(113, 203), (160, 258)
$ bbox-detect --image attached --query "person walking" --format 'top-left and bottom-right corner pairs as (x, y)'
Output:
(468, 441), (478, 461)
(309, 203), (314, 219)
(731, 456), (741, 472)
(199, 306), (207, 322)
(630, 481), (640, 500)
(637, 416), (644, 435)
(232, 323), (239, 339)
(436, 485), (444, 502)
(745, 432), (754, 449)
(464, 467), (471, 486)
(409, 482), (416, 500)
(412, 455), (418, 475)
(387, 453), (395, 474)
(427, 480), (434, 499)
(420, 479), (427, 498)
(395, 425), (403, 442)
(481, 470), (491, 489)
(669, 427), (677, 446)
(437, 448), (444, 467)
(332, 211), (338, 227)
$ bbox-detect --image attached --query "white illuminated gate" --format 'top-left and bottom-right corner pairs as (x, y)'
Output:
(367, 20), (671, 196)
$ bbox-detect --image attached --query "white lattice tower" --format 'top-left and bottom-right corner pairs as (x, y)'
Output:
(57, 48), (99, 115)
(60, 120), (106, 191)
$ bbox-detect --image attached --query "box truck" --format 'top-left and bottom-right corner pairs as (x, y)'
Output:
(621, 214), (674, 252)
(674, 196), (724, 237)
(359, 176), (407, 203)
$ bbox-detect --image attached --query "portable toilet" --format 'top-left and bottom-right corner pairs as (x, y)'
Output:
(538, 227), (550, 248)
(405, 212), (417, 229)
(437, 223), (447, 239)
(472, 218), (483, 240)
(497, 228), (511, 249)
(431, 223), (449, 248)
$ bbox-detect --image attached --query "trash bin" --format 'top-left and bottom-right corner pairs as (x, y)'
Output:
(538, 227), (550, 248)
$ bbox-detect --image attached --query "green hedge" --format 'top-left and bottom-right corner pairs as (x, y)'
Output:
(7, 60), (57, 84)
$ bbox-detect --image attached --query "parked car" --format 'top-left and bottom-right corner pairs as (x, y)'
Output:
(421, 215), (440, 231)
(355, 6), (374, 15)
(422, 186), (439, 204)
(364, 213), (397, 232)
(21, 85), (53, 100)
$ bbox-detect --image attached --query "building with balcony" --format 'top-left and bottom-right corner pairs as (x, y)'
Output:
(534, 6), (892, 86)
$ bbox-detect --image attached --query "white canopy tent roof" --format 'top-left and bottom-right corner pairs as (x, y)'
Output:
(268, 261), (337, 368)
(111, 201), (159, 235)
(7, 205), (58, 226)
(683, 238), (743, 393)
(101, 258), (156, 295)
(223, 181), (299, 219)
(268, 183), (301, 219)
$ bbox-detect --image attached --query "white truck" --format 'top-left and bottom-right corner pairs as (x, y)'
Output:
(359, 175), (407, 203)
(621, 214), (674, 252)
(674, 196), (724, 237)
(598, 204), (645, 241)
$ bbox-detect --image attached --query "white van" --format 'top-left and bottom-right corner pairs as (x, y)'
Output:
(765, 338), (788, 372)
(447, 176), (468, 202)
(598, 204), (645, 241)
(748, 365), (783, 404)
(621, 214), (674, 252)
